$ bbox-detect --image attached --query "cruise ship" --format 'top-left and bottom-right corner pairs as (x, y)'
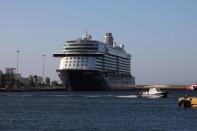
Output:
(53, 32), (135, 90)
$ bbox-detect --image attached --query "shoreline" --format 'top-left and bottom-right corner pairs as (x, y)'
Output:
(0, 85), (191, 92)
(0, 86), (65, 92)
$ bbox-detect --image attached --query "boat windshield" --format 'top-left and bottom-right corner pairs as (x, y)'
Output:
(149, 88), (162, 94)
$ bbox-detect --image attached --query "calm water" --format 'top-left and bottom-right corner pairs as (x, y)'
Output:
(0, 89), (197, 131)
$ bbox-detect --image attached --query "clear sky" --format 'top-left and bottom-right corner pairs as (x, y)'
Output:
(0, 0), (197, 84)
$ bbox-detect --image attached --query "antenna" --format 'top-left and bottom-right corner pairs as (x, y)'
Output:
(83, 30), (91, 40)
(85, 30), (88, 38)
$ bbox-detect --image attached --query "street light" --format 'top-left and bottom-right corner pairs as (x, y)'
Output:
(16, 50), (20, 75)
(16, 50), (20, 87)
(42, 54), (45, 83)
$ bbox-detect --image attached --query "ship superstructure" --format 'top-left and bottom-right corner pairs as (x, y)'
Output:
(53, 32), (135, 90)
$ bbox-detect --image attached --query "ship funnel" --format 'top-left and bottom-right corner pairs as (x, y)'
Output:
(104, 33), (113, 46)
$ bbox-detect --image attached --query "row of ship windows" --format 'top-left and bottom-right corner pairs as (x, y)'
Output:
(96, 59), (130, 64)
(97, 57), (130, 63)
(95, 62), (130, 67)
(64, 57), (129, 65)
(103, 58), (117, 63)
(64, 48), (98, 50)
(64, 51), (96, 53)
(95, 62), (130, 68)
(119, 60), (131, 63)
(94, 68), (130, 73)
(95, 65), (130, 70)
(66, 43), (98, 46)
(101, 70), (130, 74)
(95, 66), (130, 69)
(117, 68), (130, 70)
(65, 60), (89, 63)
(103, 68), (130, 72)
(104, 54), (129, 60)
(65, 64), (88, 66)
(104, 55), (116, 59)
(95, 63), (130, 68)
(104, 60), (130, 64)
(103, 66), (130, 71)
(119, 61), (130, 64)
(65, 57), (89, 60)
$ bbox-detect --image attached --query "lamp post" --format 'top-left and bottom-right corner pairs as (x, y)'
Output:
(16, 50), (20, 75)
(16, 50), (20, 87)
(42, 54), (45, 83)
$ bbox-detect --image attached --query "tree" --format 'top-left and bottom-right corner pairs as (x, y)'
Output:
(28, 75), (35, 86)
(45, 77), (50, 86)
(51, 80), (59, 86)
(33, 75), (38, 86)
(37, 76), (43, 85)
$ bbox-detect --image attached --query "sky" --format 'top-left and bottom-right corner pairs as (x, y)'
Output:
(0, 0), (197, 84)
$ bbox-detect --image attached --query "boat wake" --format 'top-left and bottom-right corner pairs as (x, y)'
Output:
(116, 95), (138, 98)
(0, 93), (138, 99)
(82, 95), (113, 98)
(81, 94), (138, 98)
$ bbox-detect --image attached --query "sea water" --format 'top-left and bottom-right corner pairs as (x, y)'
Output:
(0, 90), (197, 131)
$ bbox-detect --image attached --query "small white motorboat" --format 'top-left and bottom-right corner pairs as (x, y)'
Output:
(139, 88), (168, 98)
